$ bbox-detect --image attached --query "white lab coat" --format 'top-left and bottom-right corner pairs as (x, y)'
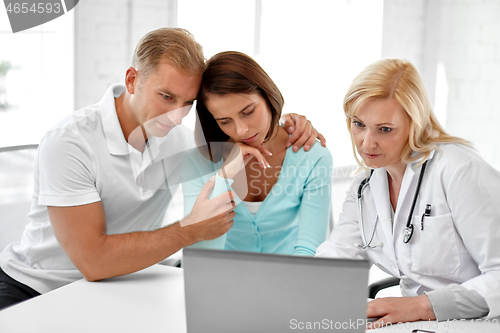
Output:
(316, 143), (500, 318)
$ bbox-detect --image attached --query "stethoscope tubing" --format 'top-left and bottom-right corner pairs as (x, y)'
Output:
(357, 170), (378, 249)
(402, 160), (428, 243)
(357, 160), (429, 248)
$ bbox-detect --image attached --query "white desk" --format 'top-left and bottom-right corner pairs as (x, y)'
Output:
(0, 265), (186, 333)
(0, 264), (498, 333)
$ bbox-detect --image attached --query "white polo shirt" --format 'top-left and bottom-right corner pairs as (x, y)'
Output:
(0, 84), (195, 294)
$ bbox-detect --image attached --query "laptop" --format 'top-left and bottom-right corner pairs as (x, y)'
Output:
(183, 248), (370, 333)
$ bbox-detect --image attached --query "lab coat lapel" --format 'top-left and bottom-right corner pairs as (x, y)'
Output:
(367, 169), (400, 274)
(393, 151), (436, 237)
(393, 164), (416, 236)
(369, 169), (395, 244)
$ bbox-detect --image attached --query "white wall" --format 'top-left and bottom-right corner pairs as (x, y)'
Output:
(73, 0), (385, 170)
(0, 9), (74, 147)
(382, 0), (500, 169)
(74, 0), (178, 109)
(70, 0), (500, 227)
(177, 0), (384, 169)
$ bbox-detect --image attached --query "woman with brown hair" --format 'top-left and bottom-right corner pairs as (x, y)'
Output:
(182, 51), (333, 256)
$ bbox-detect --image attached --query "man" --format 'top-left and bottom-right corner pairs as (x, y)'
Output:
(0, 28), (325, 310)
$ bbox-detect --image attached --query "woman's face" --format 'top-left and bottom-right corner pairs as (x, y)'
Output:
(205, 92), (272, 146)
(351, 97), (411, 171)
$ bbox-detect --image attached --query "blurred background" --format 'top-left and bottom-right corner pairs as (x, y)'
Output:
(1, 0), (499, 168)
(1, 0), (499, 294)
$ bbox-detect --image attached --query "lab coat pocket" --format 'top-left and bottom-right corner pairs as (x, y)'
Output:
(410, 213), (460, 276)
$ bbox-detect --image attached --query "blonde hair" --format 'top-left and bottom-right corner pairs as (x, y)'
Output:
(132, 28), (205, 80)
(344, 58), (470, 169)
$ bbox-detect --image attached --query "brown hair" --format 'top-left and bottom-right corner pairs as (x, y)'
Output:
(195, 51), (284, 161)
(132, 28), (205, 80)
(344, 58), (470, 169)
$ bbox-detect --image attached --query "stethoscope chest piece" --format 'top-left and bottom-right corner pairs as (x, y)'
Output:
(403, 224), (414, 243)
(357, 160), (428, 248)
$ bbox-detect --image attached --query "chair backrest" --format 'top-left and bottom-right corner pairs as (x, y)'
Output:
(0, 144), (39, 251)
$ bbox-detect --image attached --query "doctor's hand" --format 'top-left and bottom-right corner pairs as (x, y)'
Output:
(280, 113), (326, 152)
(366, 295), (436, 329)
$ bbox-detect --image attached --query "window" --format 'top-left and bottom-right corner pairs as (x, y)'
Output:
(178, 0), (384, 168)
(0, 8), (74, 147)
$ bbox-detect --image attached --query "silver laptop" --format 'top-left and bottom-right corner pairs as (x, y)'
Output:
(183, 248), (370, 333)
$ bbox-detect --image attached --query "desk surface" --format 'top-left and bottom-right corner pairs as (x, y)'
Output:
(0, 265), (186, 333)
(0, 264), (498, 333)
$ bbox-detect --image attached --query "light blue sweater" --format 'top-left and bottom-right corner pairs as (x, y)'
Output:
(182, 143), (333, 256)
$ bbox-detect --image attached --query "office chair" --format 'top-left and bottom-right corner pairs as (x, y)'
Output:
(0, 144), (39, 251)
(368, 276), (400, 299)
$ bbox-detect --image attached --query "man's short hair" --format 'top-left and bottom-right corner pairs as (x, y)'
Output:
(132, 27), (205, 80)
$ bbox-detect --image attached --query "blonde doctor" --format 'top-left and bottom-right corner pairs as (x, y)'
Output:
(316, 58), (500, 328)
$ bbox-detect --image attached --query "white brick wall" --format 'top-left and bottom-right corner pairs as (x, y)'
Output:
(74, 0), (177, 109)
(73, 1), (500, 168)
(381, 0), (427, 71)
(382, 0), (500, 169)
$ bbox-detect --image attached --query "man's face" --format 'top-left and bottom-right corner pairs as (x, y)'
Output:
(129, 59), (202, 138)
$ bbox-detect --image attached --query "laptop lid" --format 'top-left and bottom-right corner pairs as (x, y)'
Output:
(183, 248), (370, 333)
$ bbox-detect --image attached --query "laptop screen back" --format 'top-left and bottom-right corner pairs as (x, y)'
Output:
(183, 248), (370, 333)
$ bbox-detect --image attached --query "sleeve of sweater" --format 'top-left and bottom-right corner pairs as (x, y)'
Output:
(294, 146), (333, 256)
(425, 284), (489, 321)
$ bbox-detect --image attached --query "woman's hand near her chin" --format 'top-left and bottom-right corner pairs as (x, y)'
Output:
(218, 141), (272, 180)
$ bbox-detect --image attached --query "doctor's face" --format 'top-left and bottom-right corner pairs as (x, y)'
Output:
(351, 97), (411, 171)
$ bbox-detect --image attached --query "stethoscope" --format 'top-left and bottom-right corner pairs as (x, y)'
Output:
(356, 160), (429, 249)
